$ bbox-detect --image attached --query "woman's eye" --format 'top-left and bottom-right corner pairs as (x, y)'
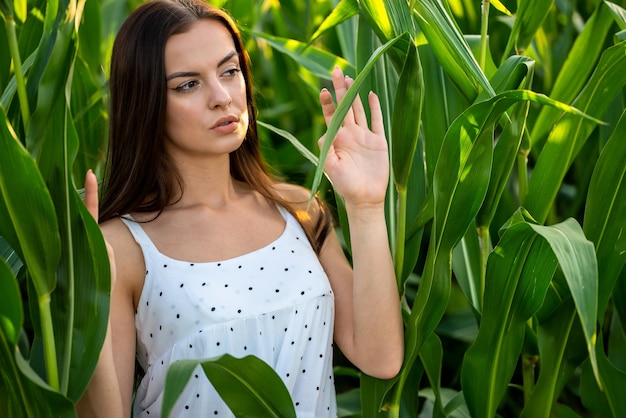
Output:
(175, 80), (199, 92)
(223, 67), (241, 78)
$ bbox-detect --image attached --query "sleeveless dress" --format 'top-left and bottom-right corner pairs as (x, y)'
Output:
(121, 206), (338, 417)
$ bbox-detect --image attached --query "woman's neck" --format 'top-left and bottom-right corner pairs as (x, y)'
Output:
(167, 154), (250, 210)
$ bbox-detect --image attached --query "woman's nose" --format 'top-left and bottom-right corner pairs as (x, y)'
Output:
(207, 79), (232, 109)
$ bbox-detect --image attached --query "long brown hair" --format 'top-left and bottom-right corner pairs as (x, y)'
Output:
(99, 0), (331, 252)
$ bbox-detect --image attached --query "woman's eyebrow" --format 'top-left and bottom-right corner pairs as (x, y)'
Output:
(166, 51), (239, 82)
(166, 71), (199, 81)
(217, 50), (238, 67)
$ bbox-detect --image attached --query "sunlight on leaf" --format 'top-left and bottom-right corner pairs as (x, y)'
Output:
(490, 0), (512, 16)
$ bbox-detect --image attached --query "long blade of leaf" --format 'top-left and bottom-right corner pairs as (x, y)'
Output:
(249, 31), (354, 80)
(391, 39), (423, 189)
(525, 41), (626, 224)
(521, 299), (581, 418)
(462, 221), (553, 418)
(531, 3), (615, 146)
(310, 33), (408, 198)
(583, 109), (626, 318)
(257, 120), (319, 167)
(306, 0), (359, 48)
(580, 333), (626, 416)
(0, 259), (76, 418)
(504, 0), (554, 61)
(0, 107), (59, 299)
(163, 355), (296, 418)
(412, 0), (494, 100)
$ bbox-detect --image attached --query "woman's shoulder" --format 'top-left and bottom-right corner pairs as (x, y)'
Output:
(272, 182), (326, 218)
(272, 182), (334, 253)
(273, 182), (311, 204)
(100, 217), (146, 303)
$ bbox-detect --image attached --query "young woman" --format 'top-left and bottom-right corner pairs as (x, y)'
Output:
(78, 0), (403, 416)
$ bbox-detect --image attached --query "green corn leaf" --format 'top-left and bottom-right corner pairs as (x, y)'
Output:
(432, 88), (595, 250)
(583, 109), (626, 319)
(383, 0), (416, 38)
(476, 56), (534, 228)
(521, 299), (586, 418)
(0, 240), (20, 280)
(163, 354), (296, 418)
(0, 258), (21, 344)
(224, 0), (256, 27)
(580, 332), (626, 417)
(412, 0), (494, 101)
(504, 0), (554, 59)
(419, 332), (445, 418)
(70, 58), (107, 186)
(399, 134), (427, 283)
(462, 213), (597, 418)
(77, 0), (103, 82)
(306, 0), (359, 48)
(418, 44), (457, 186)
(525, 40), (626, 225)
(397, 88), (599, 414)
(20, 7), (111, 401)
(391, 40), (422, 190)
(34, 60), (111, 402)
(360, 372), (396, 417)
(0, 258), (76, 418)
(490, 0), (512, 16)
(462, 220), (555, 418)
(359, 0), (394, 41)
(26, 6), (78, 157)
(0, 53), (35, 112)
(249, 31), (354, 80)
(13, 0), (25, 22)
(452, 222), (484, 312)
(355, 1), (409, 72)
(531, 3), (615, 147)
(309, 32), (408, 198)
(0, 107), (60, 300)
(605, 1), (626, 30)
(391, 40), (423, 288)
(257, 120), (320, 168)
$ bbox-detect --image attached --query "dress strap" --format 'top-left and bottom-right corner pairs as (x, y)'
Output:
(119, 215), (159, 253)
(276, 204), (290, 221)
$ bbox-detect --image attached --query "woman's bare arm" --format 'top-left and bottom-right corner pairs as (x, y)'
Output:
(316, 67), (404, 378)
(76, 171), (139, 417)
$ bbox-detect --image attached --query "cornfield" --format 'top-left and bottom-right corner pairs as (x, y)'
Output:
(1, 0), (625, 417)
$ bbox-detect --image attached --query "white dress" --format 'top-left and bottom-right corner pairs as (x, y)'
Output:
(121, 206), (338, 417)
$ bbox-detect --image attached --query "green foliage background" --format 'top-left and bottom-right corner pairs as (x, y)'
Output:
(1, 0), (625, 417)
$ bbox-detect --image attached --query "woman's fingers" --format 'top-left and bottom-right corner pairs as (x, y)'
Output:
(331, 66), (356, 125)
(368, 91), (384, 135)
(321, 67), (372, 129)
(344, 76), (368, 127)
(320, 88), (336, 127)
(84, 169), (99, 221)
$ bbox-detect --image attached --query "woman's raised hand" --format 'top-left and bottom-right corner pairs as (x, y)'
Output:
(319, 66), (389, 209)
(84, 170), (99, 221)
(84, 170), (116, 284)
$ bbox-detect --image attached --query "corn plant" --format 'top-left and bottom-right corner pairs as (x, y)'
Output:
(243, 0), (626, 416)
(0, 0), (111, 416)
(2, 0), (625, 417)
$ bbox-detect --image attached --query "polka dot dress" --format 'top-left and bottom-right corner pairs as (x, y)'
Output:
(121, 206), (337, 417)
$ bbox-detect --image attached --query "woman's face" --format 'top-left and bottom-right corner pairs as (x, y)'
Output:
(163, 19), (249, 162)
